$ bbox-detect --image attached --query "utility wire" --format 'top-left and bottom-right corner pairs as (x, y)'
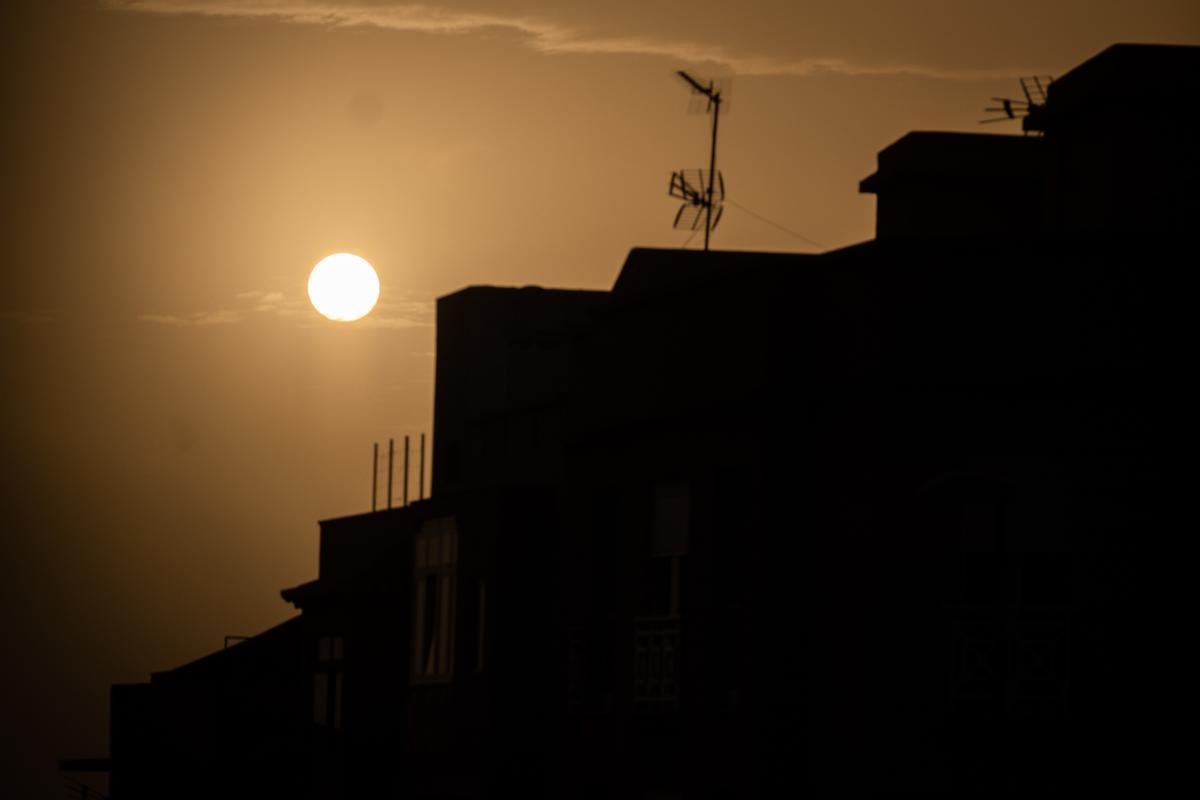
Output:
(726, 198), (825, 250)
(680, 227), (701, 249)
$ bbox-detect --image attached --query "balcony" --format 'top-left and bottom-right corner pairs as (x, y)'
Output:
(633, 617), (680, 711)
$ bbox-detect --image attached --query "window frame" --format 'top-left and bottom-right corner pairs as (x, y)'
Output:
(412, 517), (458, 684)
(313, 635), (344, 730)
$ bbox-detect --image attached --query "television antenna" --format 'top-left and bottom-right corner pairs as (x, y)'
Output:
(669, 169), (724, 234)
(982, 76), (1053, 135)
(668, 70), (726, 250)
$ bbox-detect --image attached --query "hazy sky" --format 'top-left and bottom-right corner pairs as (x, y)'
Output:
(2, 0), (1197, 793)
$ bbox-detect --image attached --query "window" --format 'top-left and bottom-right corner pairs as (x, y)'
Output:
(642, 480), (689, 617)
(651, 481), (690, 558)
(313, 635), (344, 729)
(920, 473), (1070, 717)
(634, 480), (690, 710)
(413, 517), (457, 681)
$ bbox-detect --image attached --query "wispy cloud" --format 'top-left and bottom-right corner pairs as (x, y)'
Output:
(104, 1), (563, 40)
(372, 297), (435, 326)
(238, 290), (288, 312)
(138, 309), (242, 326)
(316, 295), (435, 328)
(356, 315), (429, 329)
(102, 1), (1019, 80)
(138, 288), (435, 328)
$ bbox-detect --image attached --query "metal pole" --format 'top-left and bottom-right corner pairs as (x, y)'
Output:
(387, 438), (394, 509)
(403, 435), (410, 507)
(372, 442), (378, 512)
(705, 88), (720, 251)
(419, 432), (426, 500)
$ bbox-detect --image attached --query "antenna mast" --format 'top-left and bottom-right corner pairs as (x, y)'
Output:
(669, 71), (726, 251)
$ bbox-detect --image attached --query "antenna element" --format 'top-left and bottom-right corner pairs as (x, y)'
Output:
(982, 76), (1053, 135)
(669, 70), (726, 250)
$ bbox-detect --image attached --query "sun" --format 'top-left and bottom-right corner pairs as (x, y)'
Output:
(308, 253), (380, 321)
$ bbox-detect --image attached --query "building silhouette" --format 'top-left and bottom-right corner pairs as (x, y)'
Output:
(64, 44), (1192, 797)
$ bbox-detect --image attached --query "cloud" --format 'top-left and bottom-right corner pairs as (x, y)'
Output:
(238, 289), (296, 312)
(139, 289), (434, 328)
(254, 292), (288, 312)
(357, 315), (429, 329)
(376, 297), (434, 317)
(139, 290), (279, 325)
(101, 0), (1021, 80)
(344, 296), (435, 329)
(104, 1), (562, 40)
(138, 309), (242, 326)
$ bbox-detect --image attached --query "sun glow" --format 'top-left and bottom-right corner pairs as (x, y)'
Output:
(307, 253), (380, 322)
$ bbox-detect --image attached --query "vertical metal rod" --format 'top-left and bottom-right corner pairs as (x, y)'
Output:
(372, 442), (378, 512)
(419, 432), (426, 500)
(403, 435), (410, 507)
(387, 438), (394, 509)
(705, 88), (720, 252)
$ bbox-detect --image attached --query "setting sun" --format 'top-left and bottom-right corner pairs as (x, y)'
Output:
(307, 253), (380, 321)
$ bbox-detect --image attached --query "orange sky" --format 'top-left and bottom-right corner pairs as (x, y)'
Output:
(2, 1), (1197, 794)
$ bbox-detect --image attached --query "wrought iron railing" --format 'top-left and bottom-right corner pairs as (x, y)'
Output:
(633, 616), (681, 710)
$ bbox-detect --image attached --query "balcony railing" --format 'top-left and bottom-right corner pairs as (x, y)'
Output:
(634, 616), (681, 711)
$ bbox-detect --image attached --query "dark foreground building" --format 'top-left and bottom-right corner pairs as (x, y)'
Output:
(66, 44), (1192, 797)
